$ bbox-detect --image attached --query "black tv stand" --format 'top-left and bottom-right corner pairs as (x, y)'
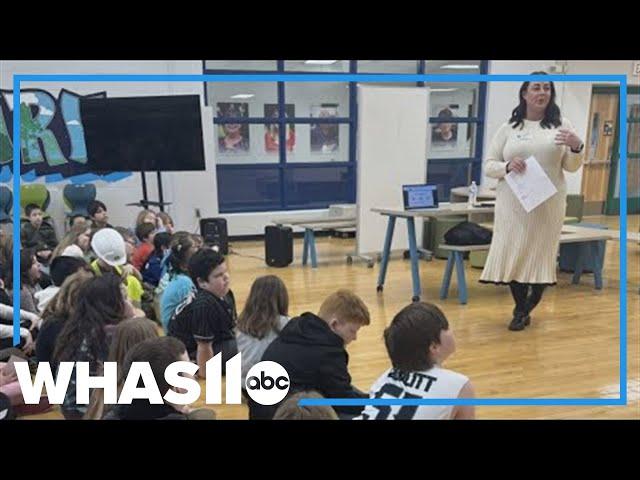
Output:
(125, 170), (171, 212)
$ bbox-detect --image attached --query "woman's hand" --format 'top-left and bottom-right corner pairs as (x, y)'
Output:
(22, 332), (35, 355)
(555, 128), (583, 151)
(507, 156), (527, 174)
(29, 317), (42, 331)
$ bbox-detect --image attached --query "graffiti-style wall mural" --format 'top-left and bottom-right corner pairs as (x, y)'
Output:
(0, 89), (131, 183)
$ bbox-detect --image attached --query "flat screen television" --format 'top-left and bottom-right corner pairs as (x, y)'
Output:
(80, 94), (206, 172)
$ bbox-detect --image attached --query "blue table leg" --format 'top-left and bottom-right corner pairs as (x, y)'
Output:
(572, 243), (586, 285)
(308, 229), (318, 268)
(454, 251), (468, 304)
(302, 229), (309, 266)
(440, 252), (455, 300)
(593, 241), (604, 290)
(407, 217), (421, 302)
(377, 216), (396, 292)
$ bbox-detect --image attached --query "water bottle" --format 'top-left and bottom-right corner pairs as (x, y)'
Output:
(468, 181), (478, 208)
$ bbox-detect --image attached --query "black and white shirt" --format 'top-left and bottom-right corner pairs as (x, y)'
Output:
(358, 366), (469, 420)
(168, 289), (237, 359)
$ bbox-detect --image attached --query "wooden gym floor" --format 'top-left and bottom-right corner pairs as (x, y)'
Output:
(24, 215), (639, 420)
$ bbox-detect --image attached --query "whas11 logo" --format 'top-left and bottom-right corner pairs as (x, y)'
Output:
(16, 353), (290, 407)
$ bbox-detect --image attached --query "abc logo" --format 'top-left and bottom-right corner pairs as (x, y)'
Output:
(245, 361), (290, 405)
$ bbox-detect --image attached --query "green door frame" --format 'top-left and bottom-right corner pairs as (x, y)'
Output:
(605, 85), (640, 215)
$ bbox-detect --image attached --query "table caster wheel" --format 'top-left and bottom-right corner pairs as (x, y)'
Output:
(376, 285), (384, 293)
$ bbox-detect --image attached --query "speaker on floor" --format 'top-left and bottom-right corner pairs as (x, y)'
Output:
(199, 217), (228, 255)
(265, 226), (293, 267)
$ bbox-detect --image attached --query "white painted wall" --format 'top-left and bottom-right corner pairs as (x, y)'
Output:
(566, 60), (639, 85)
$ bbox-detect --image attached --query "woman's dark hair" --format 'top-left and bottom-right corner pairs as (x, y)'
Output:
(509, 71), (561, 130)
(167, 232), (195, 278)
(53, 274), (126, 363)
(383, 302), (449, 372)
(20, 248), (38, 288)
(237, 275), (289, 339)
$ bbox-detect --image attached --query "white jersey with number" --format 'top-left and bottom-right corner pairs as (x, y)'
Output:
(357, 366), (469, 420)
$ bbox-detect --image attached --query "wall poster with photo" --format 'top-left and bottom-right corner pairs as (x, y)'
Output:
(431, 104), (460, 150)
(264, 104), (296, 153)
(310, 103), (339, 153)
(217, 102), (250, 154)
(429, 88), (476, 159)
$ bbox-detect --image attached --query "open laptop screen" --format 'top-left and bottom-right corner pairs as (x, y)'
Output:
(403, 184), (438, 210)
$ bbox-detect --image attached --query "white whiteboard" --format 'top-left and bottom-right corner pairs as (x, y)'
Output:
(356, 85), (428, 256)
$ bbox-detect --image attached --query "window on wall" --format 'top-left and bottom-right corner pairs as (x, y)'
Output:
(284, 82), (350, 164)
(204, 60), (488, 212)
(208, 82), (278, 165)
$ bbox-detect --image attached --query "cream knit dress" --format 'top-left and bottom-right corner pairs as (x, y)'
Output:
(480, 118), (583, 285)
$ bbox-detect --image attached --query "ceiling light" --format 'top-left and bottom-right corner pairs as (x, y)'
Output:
(304, 60), (338, 65)
(439, 64), (480, 70)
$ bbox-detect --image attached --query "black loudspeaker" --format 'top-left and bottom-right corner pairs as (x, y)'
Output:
(265, 226), (293, 268)
(200, 218), (228, 255)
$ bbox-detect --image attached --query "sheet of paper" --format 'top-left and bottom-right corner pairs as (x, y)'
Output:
(505, 156), (557, 213)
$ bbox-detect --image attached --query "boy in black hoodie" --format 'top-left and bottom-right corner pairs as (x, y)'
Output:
(20, 204), (58, 264)
(252, 289), (370, 420)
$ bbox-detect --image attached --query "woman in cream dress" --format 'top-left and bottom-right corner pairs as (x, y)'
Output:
(480, 72), (585, 331)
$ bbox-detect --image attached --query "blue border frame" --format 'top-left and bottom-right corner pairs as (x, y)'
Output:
(10, 72), (628, 408)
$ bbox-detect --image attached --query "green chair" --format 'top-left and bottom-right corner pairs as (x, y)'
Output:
(20, 184), (51, 218)
(20, 183), (51, 217)
(565, 194), (584, 223)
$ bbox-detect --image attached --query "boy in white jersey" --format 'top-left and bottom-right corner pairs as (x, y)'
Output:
(359, 302), (475, 420)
